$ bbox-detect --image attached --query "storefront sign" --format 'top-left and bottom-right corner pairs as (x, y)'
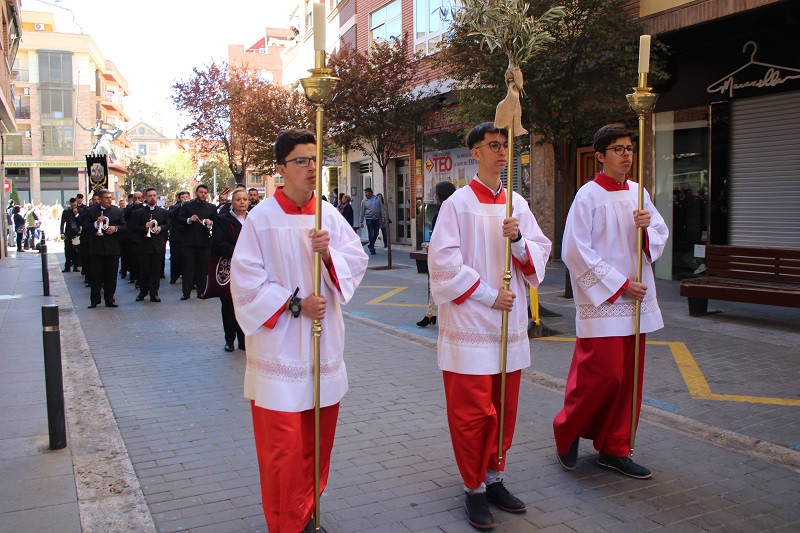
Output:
(706, 41), (800, 98)
(423, 147), (477, 203)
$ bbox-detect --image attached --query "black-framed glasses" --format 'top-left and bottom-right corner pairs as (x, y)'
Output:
(474, 141), (509, 153)
(606, 145), (636, 155)
(284, 155), (317, 167)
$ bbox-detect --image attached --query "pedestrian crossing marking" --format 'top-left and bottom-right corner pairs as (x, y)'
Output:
(534, 338), (800, 407)
(360, 285), (427, 307)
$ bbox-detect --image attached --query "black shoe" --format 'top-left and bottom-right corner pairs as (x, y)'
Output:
(150, 295), (161, 303)
(88, 303), (99, 309)
(169, 279), (177, 285)
(238, 345), (245, 351)
(135, 292), (147, 302)
(485, 481), (526, 513)
(557, 438), (579, 470)
(62, 268), (70, 272)
(106, 300), (118, 308)
(370, 249), (376, 255)
(464, 492), (497, 529)
(598, 452), (652, 479)
(196, 293), (203, 299)
(416, 315), (431, 327)
(180, 294), (191, 300)
(160, 274), (166, 279)
(120, 272), (127, 279)
(73, 268), (79, 272)
(128, 278), (135, 283)
(224, 343), (235, 352)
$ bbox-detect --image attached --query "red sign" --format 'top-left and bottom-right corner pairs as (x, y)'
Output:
(3, 178), (10, 194)
(429, 155), (453, 173)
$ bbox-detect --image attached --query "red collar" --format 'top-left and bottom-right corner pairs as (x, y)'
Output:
(274, 188), (316, 215)
(469, 177), (506, 204)
(594, 173), (629, 192)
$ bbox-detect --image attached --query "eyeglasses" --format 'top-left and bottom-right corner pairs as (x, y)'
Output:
(283, 155), (317, 168)
(605, 145), (636, 155)
(474, 141), (509, 153)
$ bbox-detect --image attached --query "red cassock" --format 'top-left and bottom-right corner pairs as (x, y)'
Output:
(553, 335), (646, 457)
(251, 402), (339, 532)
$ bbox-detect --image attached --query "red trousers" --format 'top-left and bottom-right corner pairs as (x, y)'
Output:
(553, 335), (646, 457)
(443, 370), (521, 490)
(251, 401), (339, 533)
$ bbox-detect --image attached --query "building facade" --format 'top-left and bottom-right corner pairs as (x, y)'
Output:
(641, 0), (800, 280)
(6, 11), (131, 206)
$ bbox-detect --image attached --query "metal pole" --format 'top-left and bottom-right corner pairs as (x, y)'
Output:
(42, 305), (66, 449)
(626, 72), (658, 457)
(497, 118), (514, 465)
(41, 239), (50, 296)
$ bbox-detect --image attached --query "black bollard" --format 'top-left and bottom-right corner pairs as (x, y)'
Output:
(41, 242), (49, 296)
(42, 305), (66, 449)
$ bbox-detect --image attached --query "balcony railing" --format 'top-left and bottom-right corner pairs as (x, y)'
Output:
(14, 106), (30, 119)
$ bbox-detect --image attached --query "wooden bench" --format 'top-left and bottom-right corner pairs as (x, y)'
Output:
(410, 250), (428, 274)
(679, 245), (800, 316)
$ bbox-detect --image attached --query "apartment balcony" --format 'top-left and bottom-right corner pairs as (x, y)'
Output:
(14, 105), (30, 119)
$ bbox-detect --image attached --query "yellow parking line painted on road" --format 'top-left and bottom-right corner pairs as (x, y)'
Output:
(360, 285), (427, 307)
(533, 337), (800, 407)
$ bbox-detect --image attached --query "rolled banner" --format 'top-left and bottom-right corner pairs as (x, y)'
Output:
(494, 65), (528, 136)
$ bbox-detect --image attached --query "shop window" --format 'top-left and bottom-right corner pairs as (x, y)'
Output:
(370, 0), (402, 50)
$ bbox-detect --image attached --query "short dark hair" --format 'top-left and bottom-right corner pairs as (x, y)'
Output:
(195, 184), (208, 193)
(236, 183), (246, 188)
(99, 189), (112, 198)
(144, 187), (156, 195)
(76, 194), (84, 199)
(177, 191), (189, 199)
(91, 191), (100, 198)
(275, 129), (315, 165)
(466, 122), (508, 149)
(364, 187), (373, 194)
(127, 193), (134, 200)
(68, 197), (76, 203)
(593, 123), (635, 154)
(248, 188), (258, 193)
(435, 181), (456, 203)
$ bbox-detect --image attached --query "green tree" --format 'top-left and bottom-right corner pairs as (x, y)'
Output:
(198, 156), (234, 196)
(326, 37), (429, 268)
(438, 0), (655, 262)
(155, 147), (196, 196)
(125, 157), (166, 194)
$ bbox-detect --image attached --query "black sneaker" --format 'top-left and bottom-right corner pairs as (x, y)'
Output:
(485, 481), (526, 513)
(598, 452), (652, 479)
(557, 438), (580, 470)
(302, 517), (327, 533)
(464, 492), (497, 529)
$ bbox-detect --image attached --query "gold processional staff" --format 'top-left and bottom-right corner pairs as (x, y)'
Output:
(625, 35), (658, 457)
(299, 2), (337, 531)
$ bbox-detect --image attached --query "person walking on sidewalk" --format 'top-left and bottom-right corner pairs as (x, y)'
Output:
(132, 188), (170, 303)
(85, 189), (126, 308)
(12, 206), (25, 252)
(553, 123), (669, 479)
(60, 197), (81, 271)
(417, 180), (455, 328)
(428, 122), (551, 529)
(231, 129), (368, 533)
(357, 187), (384, 255)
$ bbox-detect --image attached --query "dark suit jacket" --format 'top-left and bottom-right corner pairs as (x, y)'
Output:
(133, 206), (170, 254)
(60, 208), (80, 238)
(178, 199), (217, 248)
(211, 212), (243, 260)
(123, 202), (146, 244)
(168, 202), (184, 244)
(85, 204), (126, 256)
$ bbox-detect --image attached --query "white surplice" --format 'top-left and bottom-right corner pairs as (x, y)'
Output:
(231, 193), (368, 412)
(429, 177), (552, 375)
(562, 176), (669, 338)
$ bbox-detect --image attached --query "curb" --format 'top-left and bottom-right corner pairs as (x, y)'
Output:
(343, 310), (800, 475)
(48, 253), (156, 532)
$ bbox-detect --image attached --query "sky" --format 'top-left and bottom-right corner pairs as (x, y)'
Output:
(25, 0), (292, 137)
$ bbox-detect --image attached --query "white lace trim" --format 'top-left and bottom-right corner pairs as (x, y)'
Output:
(233, 285), (260, 308)
(247, 355), (343, 383)
(430, 266), (461, 283)
(439, 323), (528, 348)
(576, 261), (611, 291)
(578, 299), (660, 320)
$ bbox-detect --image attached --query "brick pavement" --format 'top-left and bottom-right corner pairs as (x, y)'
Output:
(2, 244), (800, 532)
